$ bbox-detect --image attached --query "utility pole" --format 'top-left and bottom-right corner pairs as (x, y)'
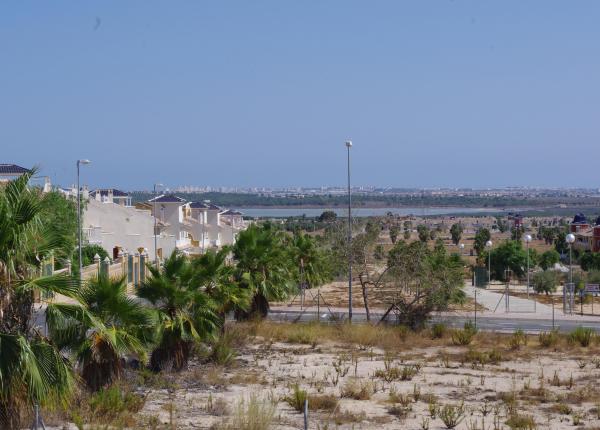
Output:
(346, 140), (353, 322)
(153, 183), (163, 268)
(76, 159), (90, 281)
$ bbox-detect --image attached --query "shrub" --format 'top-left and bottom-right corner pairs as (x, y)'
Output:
(439, 403), (465, 429)
(209, 334), (237, 366)
(387, 404), (411, 418)
(505, 413), (536, 430)
(451, 322), (478, 346)
(220, 394), (276, 430)
(431, 323), (447, 339)
(509, 329), (528, 350)
(538, 330), (559, 348)
(341, 379), (373, 400)
(285, 384), (307, 412)
(569, 327), (594, 347)
(88, 385), (144, 418)
(285, 324), (318, 345)
(308, 394), (338, 412)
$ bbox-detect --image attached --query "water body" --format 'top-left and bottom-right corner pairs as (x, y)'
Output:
(234, 207), (500, 218)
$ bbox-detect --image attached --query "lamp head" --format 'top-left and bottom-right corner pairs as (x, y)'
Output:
(485, 240), (493, 248)
(78, 159), (91, 165)
(345, 140), (352, 148)
(566, 233), (576, 244)
(524, 234), (532, 243)
(459, 243), (465, 249)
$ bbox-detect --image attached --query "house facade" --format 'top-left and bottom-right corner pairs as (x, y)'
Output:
(0, 164), (30, 182)
(82, 189), (177, 261)
(147, 194), (247, 254)
(571, 214), (600, 253)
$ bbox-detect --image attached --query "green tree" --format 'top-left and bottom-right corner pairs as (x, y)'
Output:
(317, 210), (337, 223)
(580, 252), (600, 272)
(450, 223), (463, 246)
(473, 228), (491, 256)
(389, 225), (400, 244)
(488, 240), (528, 281)
(532, 270), (558, 295)
(72, 244), (110, 275)
(385, 240), (465, 328)
(138, 251), (220, 371)
(233, 223), (295, 318)
(289, 232), (331, 289)
(403, 229), (411, 240)
(191, 247), (250, 325)
(0, 169), (79, 428)
(39, 191), (78, 264)
(417, 225), (430, 243)
(496, 217), (508, 233)
(374, 244), (385, 260)
(539, 250), (560, 271)
(429, 229), (437, 241)
(554, 231), (568, 255)
(47, 274), (153, 390)
(511, 226), (524, 241)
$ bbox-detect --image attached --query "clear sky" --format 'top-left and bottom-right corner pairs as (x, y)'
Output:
(2, 2), (599, 190)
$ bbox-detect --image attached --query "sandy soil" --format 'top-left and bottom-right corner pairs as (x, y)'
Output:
(130, 331), (600, 429)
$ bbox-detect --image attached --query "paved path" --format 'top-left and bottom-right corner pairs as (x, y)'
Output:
(267, 308), (600, 333)
(464, 285), (555, 316)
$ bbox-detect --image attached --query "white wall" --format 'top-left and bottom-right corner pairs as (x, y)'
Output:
(83, 199), (176, 259)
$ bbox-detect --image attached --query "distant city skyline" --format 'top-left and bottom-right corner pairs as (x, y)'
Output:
(2, 2), (599, 189)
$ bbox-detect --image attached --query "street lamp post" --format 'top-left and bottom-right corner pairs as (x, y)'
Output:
(153, 183), (164, 268)
(76, 159), (91, 281)
(485, 240), (493, 286)
(346, 140), (353, 322)
(566, 233), (576, 315)
(524, 234), (532, 298)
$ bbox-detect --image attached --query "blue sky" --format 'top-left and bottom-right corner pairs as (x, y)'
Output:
(1, 2), (599, 190)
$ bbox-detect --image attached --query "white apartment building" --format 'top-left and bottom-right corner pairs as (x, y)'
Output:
(147, 194), (247, 253)
(82, 189), (177, 260)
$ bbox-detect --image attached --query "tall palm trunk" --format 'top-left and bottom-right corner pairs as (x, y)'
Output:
(0, 397), (21, 430)
(150, 338), (191, 372)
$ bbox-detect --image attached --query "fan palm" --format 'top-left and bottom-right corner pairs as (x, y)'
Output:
(46, 273), (153, 391)
(190, 247), (250, 324)
(233, 223), (295, 318)
(138, 251), (220, 371)
(0, 168), (79, 428)
(289, 233), (331, 289)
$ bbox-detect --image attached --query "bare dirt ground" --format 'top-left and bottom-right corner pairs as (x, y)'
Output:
(51, 322), (600, 430)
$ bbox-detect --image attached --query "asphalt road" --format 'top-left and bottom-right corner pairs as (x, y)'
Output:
(267, 309), (600, 333)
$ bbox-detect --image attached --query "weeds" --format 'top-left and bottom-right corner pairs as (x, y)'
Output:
(431, 323), (447, 339)
(505, 413), (536, 430)
(284, 384), (307, 412)
(569, 327), (594, 347)
(217, 394), (276, 430)
(509, 329), (528, 350)
(439, 402), (465, 429)
(340, 378), (373, 400)
(538, 330), (559, 348)
(451, 322), (478, 346)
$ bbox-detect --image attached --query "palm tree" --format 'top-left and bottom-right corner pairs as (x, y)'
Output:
(46, 274), (153, 391)
(233, 223), (295, 318)
(289, 232), (331, 290)
(0, 169), (79, 428)
(138, 251), (220, 371)
(190, 247), (250, 326)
